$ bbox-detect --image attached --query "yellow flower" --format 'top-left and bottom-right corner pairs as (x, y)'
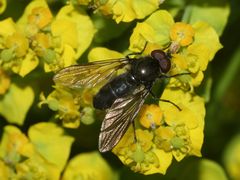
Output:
(130, 10), (222, 88)
(5, 32), (29, 58)
(139, 104), (164, 129)
(130, 145), (160, 174)
(0, 126), (61, 179)
(170, 22), (195, 47)
(0, 69), (11, 94)
(39, 87), (81, 128)
(113, 128), (160, 174)
(97, 0), (160, 23)
(154, 126), (175, 152)
(81, 89), (94, 106)
(154, 124), (192, 161)
(159, 88), (205, 159)
(112, 87), (205, 174)
(28, 7), (53, 29)
(113, 128), (153, 154)
(0, 18), (40, 77)
(44, 5), (95, 72)
(94, 0), (112, 15)
(32, 32), (52, 56)
(63, 152), (118, 180)
(0, 123), (74, 178)
(34, 33), (51, 49)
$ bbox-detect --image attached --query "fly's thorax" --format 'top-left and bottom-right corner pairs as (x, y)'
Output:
(130, 56), (161, 83)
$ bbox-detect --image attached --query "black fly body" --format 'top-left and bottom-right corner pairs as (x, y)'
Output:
(54, 49), (188, 152)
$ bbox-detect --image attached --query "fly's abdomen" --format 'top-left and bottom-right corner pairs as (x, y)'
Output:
(93, 73), (137, 110)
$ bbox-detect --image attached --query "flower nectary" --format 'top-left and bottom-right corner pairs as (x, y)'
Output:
(170, 22), (195, 47)
(139, 104), (164, 129)
(28, 7), (53, 29)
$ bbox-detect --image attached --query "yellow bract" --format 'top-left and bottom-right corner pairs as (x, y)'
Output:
(63, 152), (118, 180)
(130, 10), (174, 53)
(0, 84), (34, 125)
(0, 69), (10, 95)
(28, 122), (75, 171)
(98, 0), (160, 23)
(88, 47), (124, 62)
(0, 126), (62, 179)
(51, 19), (78, 50)
(0, 18), (17, 37)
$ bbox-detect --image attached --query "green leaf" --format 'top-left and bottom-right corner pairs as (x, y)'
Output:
(28, 122), (75, 171)
(0, 83), (34, 125)
(182, 4), (230, 36)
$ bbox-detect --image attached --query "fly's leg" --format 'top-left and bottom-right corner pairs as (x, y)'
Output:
(126, 42), (148, 59)
(149, 90), (182, 111)
(132, 120), (138, 143)
(159, 72), (191, 79)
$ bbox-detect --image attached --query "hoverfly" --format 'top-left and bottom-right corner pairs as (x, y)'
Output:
(53, 48), (185, 152)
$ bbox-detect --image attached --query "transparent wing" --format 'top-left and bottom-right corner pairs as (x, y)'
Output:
(53, 58), (129, 88)
(99, 86), (149, 152)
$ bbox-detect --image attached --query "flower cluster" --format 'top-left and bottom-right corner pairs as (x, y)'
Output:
(74, 0), (162, 23)
(0, 123), (74, 179)
(112, 10), (222, 174)
(0, 0), (95, 77)
(0, 0), (224, 178)
(0, 0), (95, 125)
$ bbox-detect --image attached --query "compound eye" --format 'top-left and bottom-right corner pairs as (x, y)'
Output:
(159, 58), (171, 73)
(151, 50), (171, 73)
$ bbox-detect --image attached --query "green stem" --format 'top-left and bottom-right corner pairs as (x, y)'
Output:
(181, 5), (193, 23)
(214, 47), (240, 101)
